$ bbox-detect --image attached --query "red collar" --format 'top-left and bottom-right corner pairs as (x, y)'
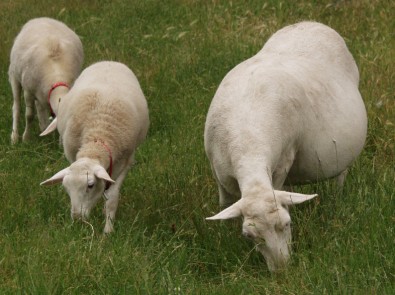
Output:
(94, 138), (113, 190)
(48, 82), (69, 117)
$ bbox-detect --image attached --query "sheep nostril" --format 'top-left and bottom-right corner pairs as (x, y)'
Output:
(243, 230), (254, 240)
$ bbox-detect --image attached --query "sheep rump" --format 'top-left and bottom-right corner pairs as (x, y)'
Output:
(9, 17), (83, 144)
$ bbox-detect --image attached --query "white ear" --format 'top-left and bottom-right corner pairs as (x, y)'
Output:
(275, 190), (318, 206)
(40, 167), (69, 186)
(94, 165), (115, 183)
(40, 118), (58, 136)
(206, 199), (244, 220)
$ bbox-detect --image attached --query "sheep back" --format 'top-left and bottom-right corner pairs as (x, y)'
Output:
(57, 61), (149, 165)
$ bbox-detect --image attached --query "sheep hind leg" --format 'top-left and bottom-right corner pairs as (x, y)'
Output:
(22, 90), (35, 142)
(103, 153), (134, 234)
(10, 77), (21, 144)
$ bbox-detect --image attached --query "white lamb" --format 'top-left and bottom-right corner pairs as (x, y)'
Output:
(204, 22), (367, 272)
(40, 61), (149, 234)
(9, 17), (83, 144)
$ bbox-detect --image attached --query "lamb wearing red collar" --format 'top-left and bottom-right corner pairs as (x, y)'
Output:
(40, 61), (149, 234)
(9, 17), (83, 144)
(204, 22), (367, 272)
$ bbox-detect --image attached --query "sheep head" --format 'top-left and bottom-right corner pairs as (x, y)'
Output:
(40, 158), (114, 220)
(206, 190), (317, 272)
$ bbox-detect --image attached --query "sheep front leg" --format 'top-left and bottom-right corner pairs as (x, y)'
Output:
(218, 183), (236, 208)
(10, 77), (21, 144)
(35, 100), (50, 132)
(336, 169), (348, 188)
(103, 156), (134, 234)
(103, 184), (120, 234)
(22, 90), (35, 142)
(272, 149), (296, 190)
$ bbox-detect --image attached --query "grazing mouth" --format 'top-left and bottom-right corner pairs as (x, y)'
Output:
(256, 244), (290, 272)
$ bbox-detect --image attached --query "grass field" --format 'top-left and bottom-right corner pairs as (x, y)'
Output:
(0, 0), (394, 294)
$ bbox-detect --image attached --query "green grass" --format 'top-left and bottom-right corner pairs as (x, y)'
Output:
(0, 0), (394, 293)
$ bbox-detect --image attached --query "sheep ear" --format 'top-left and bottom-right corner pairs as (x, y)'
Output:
(94, 166), (115, 184)
(275, 190), (318, 206)
(40, 167), (69, 186)
(40, 118), (58, 136)
(206, 199), (243, 220)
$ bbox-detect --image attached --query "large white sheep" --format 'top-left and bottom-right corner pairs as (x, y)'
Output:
(40, 61), (149, 233)
(204, 22), (367, 272)
(9, 17), (83, 144)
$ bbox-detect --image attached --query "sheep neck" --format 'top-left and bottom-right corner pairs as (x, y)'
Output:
(47, 82), (69, 117)
(94, 138), (113, 176)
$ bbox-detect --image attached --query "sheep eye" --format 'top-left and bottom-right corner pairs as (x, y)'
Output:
(87, 183), (94, 189)
(275, 221), (291, 232)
